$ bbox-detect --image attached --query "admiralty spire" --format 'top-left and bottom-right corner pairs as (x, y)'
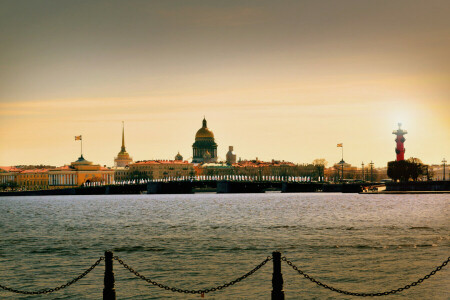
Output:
(114, 122), (133, 167)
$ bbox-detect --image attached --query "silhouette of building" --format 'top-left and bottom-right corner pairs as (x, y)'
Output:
(114, 122), (133, 167)
(226, 146), (237, 165)
(175, 152), (183, 161)
(192, 118), (217, 163)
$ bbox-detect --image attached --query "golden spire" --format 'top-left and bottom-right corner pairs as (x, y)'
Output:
(121, 121), (126, 152)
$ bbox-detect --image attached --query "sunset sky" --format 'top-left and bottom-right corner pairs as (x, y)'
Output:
(1, 0), (449, 168)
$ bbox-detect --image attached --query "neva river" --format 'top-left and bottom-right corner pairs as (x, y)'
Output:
(0, 193), (449, 299)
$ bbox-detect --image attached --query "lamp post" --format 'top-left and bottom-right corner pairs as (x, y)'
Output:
(337, 143), (344, 182)
(369, 161), (374, 182)
(443, 158), (447, 181)
(361, 162), (365, 181)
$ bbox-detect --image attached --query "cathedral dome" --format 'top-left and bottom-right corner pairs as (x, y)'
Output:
(195, 118), (214, 140)
(175, 152), (183, 161)
(192, 117), (218, 164)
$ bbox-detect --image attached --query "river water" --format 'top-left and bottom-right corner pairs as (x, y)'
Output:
(0, 193), (448, 299)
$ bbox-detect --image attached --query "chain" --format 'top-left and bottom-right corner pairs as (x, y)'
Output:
(282, 256), (449, 297)
(0, 257), (104, 295)
(114, 255), (271, 294)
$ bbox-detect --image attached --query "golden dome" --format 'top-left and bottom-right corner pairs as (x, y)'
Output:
(195, 118), (214, 140)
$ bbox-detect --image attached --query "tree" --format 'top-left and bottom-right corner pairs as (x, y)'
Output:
(387, 158), (428, 182)
(406, 157), (427, 181)
(313, 159), (328, 181)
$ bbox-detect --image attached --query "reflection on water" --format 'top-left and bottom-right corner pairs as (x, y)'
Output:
(0, 193), (449, 299)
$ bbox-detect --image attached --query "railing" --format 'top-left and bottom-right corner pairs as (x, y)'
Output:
(1, 251), (448, 299)
(86, 175), (323, 187)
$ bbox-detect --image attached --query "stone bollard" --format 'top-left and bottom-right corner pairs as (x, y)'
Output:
(103, 251), (116, 300)
(271, 251), (285, 300)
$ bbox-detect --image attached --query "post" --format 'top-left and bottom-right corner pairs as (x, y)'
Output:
(361, 162), (365, 181)
(370, 161), (374, 182)
(272, 251), (284, 300)
(103, 251), (116, 300)
(443, 158), (447, 181)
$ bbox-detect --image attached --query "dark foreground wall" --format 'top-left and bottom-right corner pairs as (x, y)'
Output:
(386, 181), (450, 191)
(281, 182), (322, 193)
(217, 181), (267, 193)
(0, 184), (147, 197)
(147, 182), (193, 194)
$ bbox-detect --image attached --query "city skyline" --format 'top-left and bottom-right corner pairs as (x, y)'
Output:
(1, 1), (449, 167)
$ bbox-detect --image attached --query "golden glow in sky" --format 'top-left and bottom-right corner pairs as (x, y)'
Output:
(0, 1), (449, 167)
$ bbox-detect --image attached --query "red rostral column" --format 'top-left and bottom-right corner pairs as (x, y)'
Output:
(392, 123), (407, 161)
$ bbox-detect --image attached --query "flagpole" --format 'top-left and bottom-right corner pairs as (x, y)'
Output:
(81, 138), (83, 157)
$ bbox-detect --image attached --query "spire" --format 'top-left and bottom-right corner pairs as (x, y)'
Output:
(121, 121), (126, 152)
(202, 116), (207, 128)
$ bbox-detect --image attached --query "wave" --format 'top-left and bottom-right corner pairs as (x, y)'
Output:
(112, 246), (166, 253)
(306, 243), (440, 250)
(409, 226), (433, 230)
(30, 246), (70, 254)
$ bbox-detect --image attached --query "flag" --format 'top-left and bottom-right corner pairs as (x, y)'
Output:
(75, 135), (82, 141)
(337, 143), (343, 147)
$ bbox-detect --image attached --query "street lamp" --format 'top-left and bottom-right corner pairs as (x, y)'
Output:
(369, 161), (374, 182)
(443, 158), (447, 181)
(337, 143), (344, 181)
(361, 162), (365, 181)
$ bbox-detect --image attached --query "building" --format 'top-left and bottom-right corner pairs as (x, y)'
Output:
(430, 164), (448, 181)
(0, 166), (22, 189)
(326, 162), (358, 181)
(226, 146), (237, 165)
(48, 155), (114, 189)
(196, 162), (234, 176)
(17, 169), (49, 190)
(192, 118), (218, 163)
(114, 160), (195, 181)
(114, 122), (133, 167)
(195, 159), (304, 177)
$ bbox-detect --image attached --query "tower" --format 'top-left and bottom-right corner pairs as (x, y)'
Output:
(226, 146), (237, 165)
(392, 123), (407, 161)
(114, 122), (133, 167)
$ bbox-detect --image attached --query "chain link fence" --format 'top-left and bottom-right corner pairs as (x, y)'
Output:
(113, 255), (272, 295)
(0, 257), (104, 295)
(0, 253), (448, 298)
(282, 256), (449, 297)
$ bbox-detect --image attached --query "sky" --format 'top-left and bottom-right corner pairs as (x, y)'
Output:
(0, 0), (449, 168)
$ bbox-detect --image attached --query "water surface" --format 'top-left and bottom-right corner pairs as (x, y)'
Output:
(0, 193), (449, 299)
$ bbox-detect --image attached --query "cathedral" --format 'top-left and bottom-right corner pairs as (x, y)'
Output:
(192, 118), (218, 163)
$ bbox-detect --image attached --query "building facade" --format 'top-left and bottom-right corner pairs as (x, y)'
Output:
(114, 160), (195, 181)
(17, 169), (49, 190)
(0, 166), (21, 189)
(48, 155), (114, 189)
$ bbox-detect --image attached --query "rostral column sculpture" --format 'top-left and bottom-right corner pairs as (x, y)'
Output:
(392, 123), (407, 161)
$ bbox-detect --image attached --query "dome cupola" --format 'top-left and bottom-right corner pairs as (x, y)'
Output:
(195, 117), (214, 140)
